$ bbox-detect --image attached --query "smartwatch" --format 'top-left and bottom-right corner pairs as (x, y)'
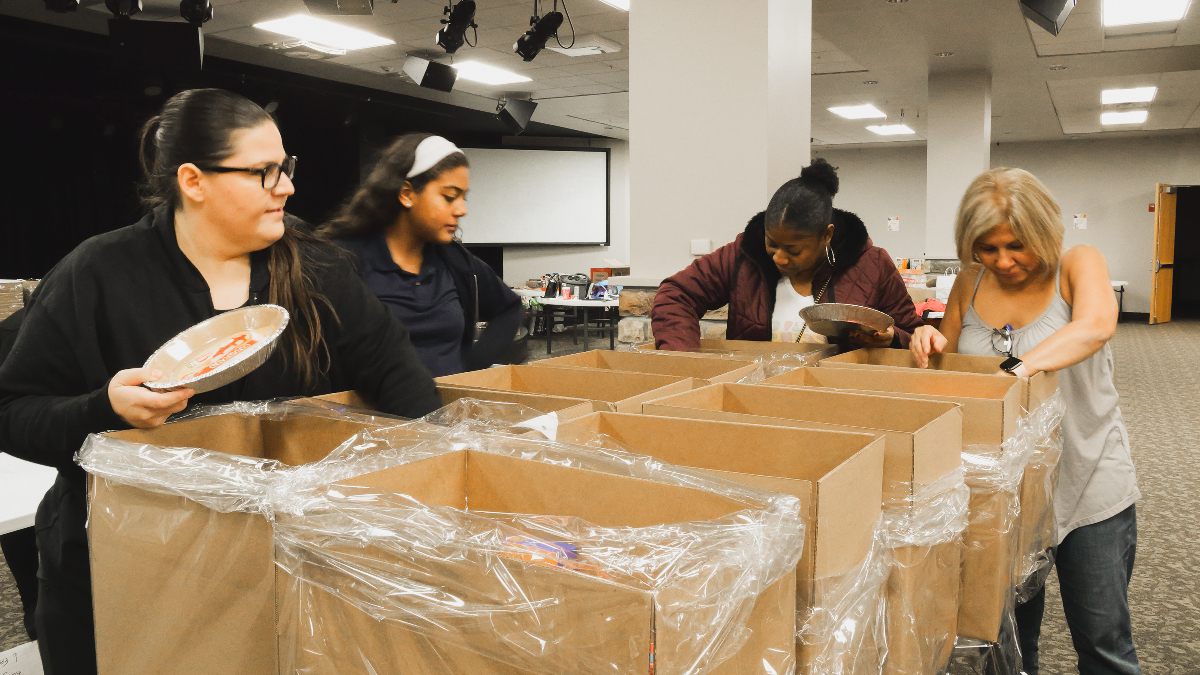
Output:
(999, 357), (1023, 374)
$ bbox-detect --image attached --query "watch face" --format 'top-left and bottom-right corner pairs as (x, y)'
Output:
(1000, 357), (1022, 372)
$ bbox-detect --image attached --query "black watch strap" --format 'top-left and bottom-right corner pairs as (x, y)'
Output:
(1000, 356), (1023, 373)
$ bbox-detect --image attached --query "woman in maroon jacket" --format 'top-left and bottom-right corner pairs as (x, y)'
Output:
(653, 159), (921, 350)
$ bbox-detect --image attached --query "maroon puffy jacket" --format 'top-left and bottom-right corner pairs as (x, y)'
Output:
(652, 209), (922, 350)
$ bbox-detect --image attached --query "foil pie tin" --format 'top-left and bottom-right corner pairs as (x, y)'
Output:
(142, 305), (290, 393)
(799, 302), (895, 340)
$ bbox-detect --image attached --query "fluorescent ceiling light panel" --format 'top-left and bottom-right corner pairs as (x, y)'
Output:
(828, 104), (887, 119)
(1102, 0), (1190, 26)
(598, 0), (630, 9)
(450, 62), (531, 85)
(1101, 110), (1148, 125)
(1102, 86), (1157, 104)
(866, 124), (915, 136)
(254, 15), (395, 51)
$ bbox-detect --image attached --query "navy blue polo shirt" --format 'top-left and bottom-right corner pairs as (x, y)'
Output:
(353, 232), (466, 377)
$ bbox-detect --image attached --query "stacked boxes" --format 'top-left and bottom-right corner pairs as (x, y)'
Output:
(533, 349), (759, 384)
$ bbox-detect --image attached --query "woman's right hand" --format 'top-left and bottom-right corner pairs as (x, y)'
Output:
(108, 368), (195, 429)
(910, 325), (948, 368)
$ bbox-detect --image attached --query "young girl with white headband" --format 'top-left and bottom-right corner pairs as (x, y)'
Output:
(323, 134), (522, 376)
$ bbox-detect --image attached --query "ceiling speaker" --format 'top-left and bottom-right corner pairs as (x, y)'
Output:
(402, 56), (457, 93)
(1020, 0), (1076, 36)
(495, 98), (537, 135)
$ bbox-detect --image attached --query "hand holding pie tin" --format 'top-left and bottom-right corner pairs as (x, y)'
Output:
(142, 305), (290, 394)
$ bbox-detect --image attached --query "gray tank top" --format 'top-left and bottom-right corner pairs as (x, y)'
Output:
(958, 265), (1139, 543)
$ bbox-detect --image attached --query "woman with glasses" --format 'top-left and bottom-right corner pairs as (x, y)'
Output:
(0, 88), (440, 674)
(911, 168), (1140, 675)
(321, 134), (523, 377)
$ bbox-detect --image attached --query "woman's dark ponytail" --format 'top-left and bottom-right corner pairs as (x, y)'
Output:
(764, 158), (840, 235)
(138, 88), (331, 390)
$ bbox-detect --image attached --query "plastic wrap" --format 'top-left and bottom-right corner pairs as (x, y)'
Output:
(880, 469), (970, 675)
(78, 398), (806, 675)
(736, 346), (838, 385)
(798, 523), (890, 675)
(950, 393), (1066, 675)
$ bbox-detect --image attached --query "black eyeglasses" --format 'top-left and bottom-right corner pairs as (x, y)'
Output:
(196, 156), (297, 189)
(991, 324), (1014, 357)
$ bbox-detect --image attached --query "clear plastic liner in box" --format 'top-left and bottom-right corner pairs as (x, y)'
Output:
(879, 468), (970, 675)
(949, 393), (1066, 675)
(77, 398), (807, 675)
(736, 347), (838, 385)
(424, 397), (896, 675)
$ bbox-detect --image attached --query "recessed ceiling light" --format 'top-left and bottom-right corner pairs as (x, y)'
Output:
(1103, 0), (1190, 26)
(598, 0), (629, 9)
(1101, 110), (1148, 125)
(1048, 64), (1068, 70)
(867, 124), (916, 135)
(1102, 86), (1157, 104)
(828, 104), (887, 119)
(254, 15), (395, 51)
(934, 51), (954, 57)
(863, 80), (879, 85)
(451, 61), (532, 85)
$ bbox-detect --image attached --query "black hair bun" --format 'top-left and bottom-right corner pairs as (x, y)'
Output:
(800, 158), (839, 197)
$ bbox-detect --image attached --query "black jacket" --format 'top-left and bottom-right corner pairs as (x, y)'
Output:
(335, 236), (524, 373)
(0, 207), (442, 674)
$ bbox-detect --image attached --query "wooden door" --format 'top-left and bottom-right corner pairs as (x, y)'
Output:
(1150, 184), (1177, 324)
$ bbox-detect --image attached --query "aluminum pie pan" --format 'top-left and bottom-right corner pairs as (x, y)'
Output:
(142, 305), (290, 393)
(798, 303), (894, 339)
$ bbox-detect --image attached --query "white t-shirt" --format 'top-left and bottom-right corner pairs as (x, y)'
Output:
(772, 277), (828, 343)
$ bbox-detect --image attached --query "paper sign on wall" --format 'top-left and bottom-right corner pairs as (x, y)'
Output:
(887, 216), (900, 231)
(1073, 214), (1087, 230)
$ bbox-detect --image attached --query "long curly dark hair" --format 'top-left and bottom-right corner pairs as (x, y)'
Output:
(137, 88), (333, 390)
(321, 132), (469, 240)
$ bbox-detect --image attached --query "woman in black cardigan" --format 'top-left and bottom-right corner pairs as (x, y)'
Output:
(0, 88), (440, 674)
(322, 134), (523, 377)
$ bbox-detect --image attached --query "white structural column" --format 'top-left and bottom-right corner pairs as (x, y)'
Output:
(629, 0), (811, 281)
(925, 70), (991, 259)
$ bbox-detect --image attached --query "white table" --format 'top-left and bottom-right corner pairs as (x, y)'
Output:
(535, 297), (620, 353)
(1111, 281), (1128, 319)
(512, 287), (544, 299)
(0, 454), (58, 535)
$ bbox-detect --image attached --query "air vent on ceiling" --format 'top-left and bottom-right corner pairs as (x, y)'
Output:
(302, 0), (375, 15)
(548, 34), (622, 57)
(263, 40), (347, 59)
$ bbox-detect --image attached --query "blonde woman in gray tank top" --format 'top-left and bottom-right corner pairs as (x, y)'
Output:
(911, 168), (1140, 675)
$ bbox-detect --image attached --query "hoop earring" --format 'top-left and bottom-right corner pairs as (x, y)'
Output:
(825, 245), (836, 267)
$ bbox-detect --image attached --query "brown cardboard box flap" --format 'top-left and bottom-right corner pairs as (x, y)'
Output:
(532, 349), (759, 384)
(436, 365), (702, 412)
(762, 367), (1022, 446)
(638, 339), (837, 363)
(819, 348), (1059, 411)
(642, 383), (962, 505)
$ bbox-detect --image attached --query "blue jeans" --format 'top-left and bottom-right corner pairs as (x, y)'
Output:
(1015, 504), (1140, 675)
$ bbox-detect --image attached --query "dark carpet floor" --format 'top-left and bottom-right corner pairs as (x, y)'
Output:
(1, 322), (1196, 673)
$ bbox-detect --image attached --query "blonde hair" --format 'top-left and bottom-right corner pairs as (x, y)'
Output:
(954, 167), (1063, 271)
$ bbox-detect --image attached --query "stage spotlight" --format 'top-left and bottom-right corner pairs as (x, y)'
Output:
(436, 0), (477, 54)
(44, 0), (80, 12)
(514, 11), (563, 61)
(105, 0), (142, 18)
(180, 0), (213, 26)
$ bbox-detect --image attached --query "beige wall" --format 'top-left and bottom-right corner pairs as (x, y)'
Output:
(815, 134), (1200, 313)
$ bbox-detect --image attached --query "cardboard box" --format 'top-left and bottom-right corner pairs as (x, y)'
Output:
(309, 387), (604, 422)
(819, 348), (1059, 411)
(435, 365), (699, 413)
(907, 287), (937, 304)
(637, 339), (837, 363)
(640, 383), (965, 666)
(88, 407), (798, 675)
(557, 412), (883, 673)
(285, 442), (798, 675)
(533, 349), (759, 384)
(761, 367), (1022, 446)
(88, 407), (402, 675)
